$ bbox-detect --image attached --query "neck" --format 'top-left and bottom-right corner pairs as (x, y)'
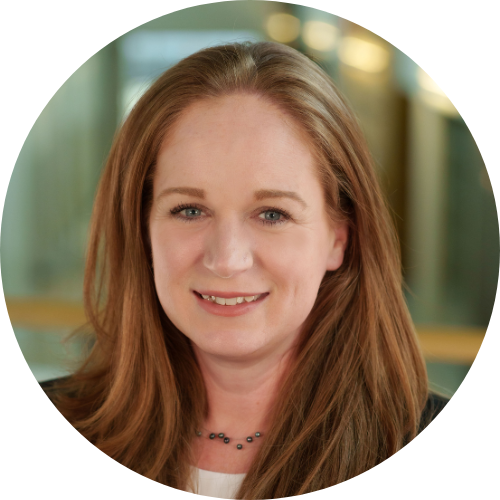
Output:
(193, 345), (296, 437)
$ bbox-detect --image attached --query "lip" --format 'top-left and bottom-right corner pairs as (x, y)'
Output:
(194, 290), (266, 299)
(193, 290), (269, 317)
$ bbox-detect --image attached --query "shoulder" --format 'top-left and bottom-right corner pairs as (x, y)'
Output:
(418, 392), (450, 433)
(39, 376), (73, 402)
(40, 376), (71, 390)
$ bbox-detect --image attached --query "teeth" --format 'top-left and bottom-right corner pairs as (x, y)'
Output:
(200, 293), (262, 305)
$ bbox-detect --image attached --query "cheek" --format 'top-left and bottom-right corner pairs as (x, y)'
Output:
(150, 225), (203, 288)
(150, 227), (204, 334)
(258, 228), (329, 280)
(258, 229), (329, 307)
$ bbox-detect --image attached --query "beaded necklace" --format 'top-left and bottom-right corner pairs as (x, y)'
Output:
(196, 430), (262, 449)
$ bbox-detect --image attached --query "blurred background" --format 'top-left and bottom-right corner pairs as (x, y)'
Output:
(1, 1), (498, 396)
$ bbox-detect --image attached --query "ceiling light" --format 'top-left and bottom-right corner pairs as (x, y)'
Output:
(338, 36), (390, 73)
(302, 21), (339, 52)
(266, 13), (301, 44)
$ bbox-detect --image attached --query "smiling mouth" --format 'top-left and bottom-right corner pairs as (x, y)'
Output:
(194, 291), (267, 306)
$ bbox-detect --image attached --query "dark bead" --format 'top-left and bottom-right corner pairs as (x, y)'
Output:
(218, 433), (224, 438)
(209, 433), (215, 439)
(236, 444), (243, 449)
(255, 432), (261, 438)
(246, 436), (253, 442)
(224, 437), (230, 444)
(196, 431), (202, 436)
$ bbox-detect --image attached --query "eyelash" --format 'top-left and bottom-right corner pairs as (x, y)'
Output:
(169, 203), (292, 226)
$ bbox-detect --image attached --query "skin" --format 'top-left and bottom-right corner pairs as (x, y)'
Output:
(149, 93), (348, 473)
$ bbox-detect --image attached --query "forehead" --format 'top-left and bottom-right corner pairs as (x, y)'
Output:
(155, 94), (321, 195)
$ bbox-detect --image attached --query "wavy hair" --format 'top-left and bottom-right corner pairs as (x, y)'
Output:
(52, 42), (428, 498)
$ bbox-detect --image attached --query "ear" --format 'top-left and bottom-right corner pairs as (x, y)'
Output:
(325, 220), (349, 271)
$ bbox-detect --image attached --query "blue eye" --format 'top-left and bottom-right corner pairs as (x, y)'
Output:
(182, 208), (202, 217)
(258, 208), (291, 226)
(170, 204), (292, 225)
(170, 204), (205, 222)
(260, 211), (283, 221)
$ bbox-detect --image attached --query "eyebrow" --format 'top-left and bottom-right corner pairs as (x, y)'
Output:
(156, 187), (308, 209)
(254, 189), (308, 209)
(157, 187), (206, 199)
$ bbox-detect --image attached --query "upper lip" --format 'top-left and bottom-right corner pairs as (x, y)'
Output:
(194, 290), (268, 298)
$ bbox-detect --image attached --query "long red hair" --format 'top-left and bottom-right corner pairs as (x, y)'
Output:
(51, 41), (428, 497)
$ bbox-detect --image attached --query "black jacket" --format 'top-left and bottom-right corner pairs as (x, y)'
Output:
(418, 391), (449, 433)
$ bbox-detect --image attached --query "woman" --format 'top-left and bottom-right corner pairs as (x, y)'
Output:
(43, 41), (447, 498)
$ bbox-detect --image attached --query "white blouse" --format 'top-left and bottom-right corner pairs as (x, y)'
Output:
(189, 467), (246, 499)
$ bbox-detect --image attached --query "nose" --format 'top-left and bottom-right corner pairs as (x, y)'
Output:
(203, 216), (253, 279)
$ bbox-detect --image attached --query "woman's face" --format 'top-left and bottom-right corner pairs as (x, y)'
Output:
(149, 94), (348, 362)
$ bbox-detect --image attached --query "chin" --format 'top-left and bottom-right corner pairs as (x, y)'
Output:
(188, 327), (269, 359)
